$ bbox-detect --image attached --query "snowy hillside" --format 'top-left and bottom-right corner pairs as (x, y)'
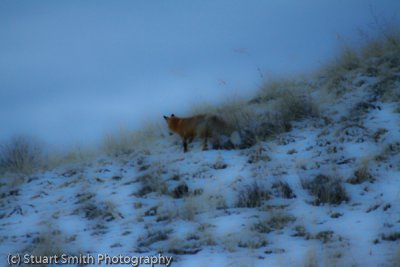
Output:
(1, 35), (400, 267)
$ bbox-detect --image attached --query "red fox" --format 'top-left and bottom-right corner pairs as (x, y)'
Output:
(163, 114), (240, 152)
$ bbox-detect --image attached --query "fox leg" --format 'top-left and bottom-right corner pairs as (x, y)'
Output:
(212, 135), (221, 149)
(202, 136), (208, 151)
(183, 138), (188, 152)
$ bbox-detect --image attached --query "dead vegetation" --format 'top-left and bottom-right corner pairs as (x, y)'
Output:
(271, 181), (296, 199)
(319, 26), (400, 100)
(302, 174), (349, 205)
(22, 224), (81, 267)
(0, 136), (43, 175)
(347, 165), (375, 184)
(236, 182), (271, 208)
(103, 124), (163, 157)
(253, 212), (296, 234)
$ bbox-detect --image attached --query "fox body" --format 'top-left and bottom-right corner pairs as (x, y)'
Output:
(163, 114), (238, 152)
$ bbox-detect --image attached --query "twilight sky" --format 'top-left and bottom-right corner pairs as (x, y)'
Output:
(1, 0), (399, 147)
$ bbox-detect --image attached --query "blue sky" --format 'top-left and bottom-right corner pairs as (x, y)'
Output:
(1, 0), (399, 147)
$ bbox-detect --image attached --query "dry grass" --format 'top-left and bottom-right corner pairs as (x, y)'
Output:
(190, 78), (318, 149)
(44, 145), (99, 173)
(247, 142), (271, 163)
(256, 79), (319, 127)
(375, 141), (400, 163)
(2, 26), (397, 186)
(302, 174), (349, 205)
(175, 194), (228, 221)
(318, 46), (360, 96)
(0, 136), (43, 175)
(301, 246), (350, 267)
(347, 162), (375, 184)
(0, 136), (99, 178)
(136, 162), (168, 197)
(22, 223), (80, 267)
(253, 212), (296, 234)
(179, 197), (199, 221)
(302, 247), (318, 267)
(361, 26), (400, 61)
(0, 123), (164, 176)
(137, 227), (172, 248)
(271, 181), (296, 199)
(236, 182), (271, 208)
(318, 25), (400, 100)
(166, 237), (202, 255)
(0, 136), (99, 177)
(252, 78), (318, 128)
(191, 98), (260, 147)
(102, 123), (164, 157)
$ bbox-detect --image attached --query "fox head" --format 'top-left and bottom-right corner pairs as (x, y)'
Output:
(163, 114), (175, 121)
(163, 114), (177, 135)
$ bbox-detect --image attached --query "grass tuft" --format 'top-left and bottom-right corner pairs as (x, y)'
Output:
(302, 174), (349, 205)
(0, 136), (43, 175)
(236, 182), (271, 208)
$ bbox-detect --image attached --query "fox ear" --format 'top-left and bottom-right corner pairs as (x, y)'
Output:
(163, 115), (168, 121)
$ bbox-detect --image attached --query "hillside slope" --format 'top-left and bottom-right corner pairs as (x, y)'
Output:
(1, 36), (400, 266)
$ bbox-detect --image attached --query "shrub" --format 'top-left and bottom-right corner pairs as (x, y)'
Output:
(337, 46), (360, 71)
(255, 79), (319, 122)
(167, 238), (202, 255)
(237, 236), (267, 249)
(315, 230), (335, 244)
(258, 80), (318, 136)
(0, 136), (43, 174)
(302, 174), (349, 205)
(361, 27), (400, 61)
(191, 80), (318, 149)
(319, 26), (400, 99)
(382, 232), (400, 242)
(347, 166), (375, 184)
(247, 143), (271, 163)
(236, 182), (271, 208)
(271, 181), (296, 198)
(78, 201), (122, 222)
(137, 173), (168, 197)
(292, 225), (311, 239)
(267, 212), (296, 230)
(137, 228), (172, 248)
(238, 80), (317, 146)
(253, 212), (296, 233)
(171, 183), (189, 198)
(136, 162), (168, 197)
(22, 225), (78, 267)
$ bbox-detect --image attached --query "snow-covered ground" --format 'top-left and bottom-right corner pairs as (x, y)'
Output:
(1, 53), (400, 267)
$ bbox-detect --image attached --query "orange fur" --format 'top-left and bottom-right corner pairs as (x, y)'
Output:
(163, 114), (225, 152)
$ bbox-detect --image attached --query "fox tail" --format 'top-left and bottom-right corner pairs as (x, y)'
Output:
(230, 131), (241, 146)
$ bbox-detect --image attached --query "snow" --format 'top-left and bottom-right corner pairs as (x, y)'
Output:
(1, 58), (400, 267)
